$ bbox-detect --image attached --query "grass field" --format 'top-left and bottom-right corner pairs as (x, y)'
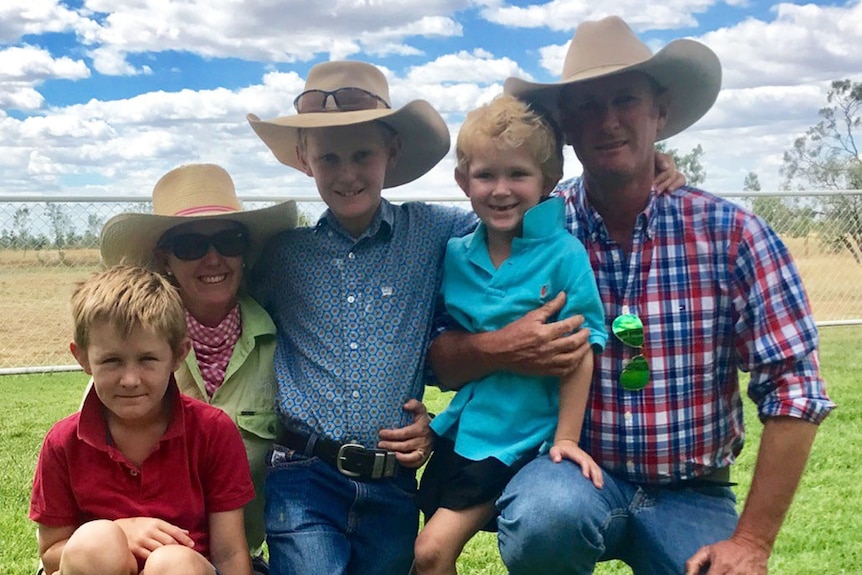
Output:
(1, 327), (859, 574)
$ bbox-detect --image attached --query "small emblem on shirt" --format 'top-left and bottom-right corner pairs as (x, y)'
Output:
(540, 284), (548, 300)
(381, 286), (394, 297)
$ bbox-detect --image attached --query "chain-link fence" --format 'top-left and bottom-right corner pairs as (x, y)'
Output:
(1, 191), (860, 371)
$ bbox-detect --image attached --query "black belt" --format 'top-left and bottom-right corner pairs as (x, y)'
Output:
(278, 429), (399, 480)
(670, 466), (735, 488)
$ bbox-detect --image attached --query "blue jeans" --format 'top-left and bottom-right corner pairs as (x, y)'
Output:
(265, 447), (418, 575)
(497, 456), (738, 575)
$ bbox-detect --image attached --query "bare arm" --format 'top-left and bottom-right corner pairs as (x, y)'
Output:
(654, 151), (686, 193)
(208, 509), (252, 575)
(37, 524), (76, 575)
(428, 292), (591, 390)
(549, 353), (603, 488)
(685, 417), (819, 575)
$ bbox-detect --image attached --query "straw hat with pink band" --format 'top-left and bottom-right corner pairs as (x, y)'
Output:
(100, 163), (297, 269)
(504, 15), (722, 141)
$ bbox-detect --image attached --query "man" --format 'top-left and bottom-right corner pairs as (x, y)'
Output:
(428, 16), (834, 575)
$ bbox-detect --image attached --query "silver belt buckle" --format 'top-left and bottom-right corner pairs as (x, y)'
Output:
(336, 443), (365, 477)
(336, 443), (398, 479)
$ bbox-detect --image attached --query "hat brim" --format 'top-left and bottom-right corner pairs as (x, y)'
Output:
(99, 200), (298, 270)
(504, 39), (721, 141)
(247, 100), (450, 188)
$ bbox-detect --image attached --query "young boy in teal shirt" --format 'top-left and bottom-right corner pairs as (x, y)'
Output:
(413, 94), (607, 575)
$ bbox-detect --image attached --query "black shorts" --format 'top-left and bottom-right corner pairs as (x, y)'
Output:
(417, 436), (535, 532)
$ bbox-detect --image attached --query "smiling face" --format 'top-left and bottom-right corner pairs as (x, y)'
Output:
(160, 219), (245, 326)
(456, 141), (548, 246)
(72, 320), (187, 427)
(298, 122), (400, 237)
(559, 71), (668, 187)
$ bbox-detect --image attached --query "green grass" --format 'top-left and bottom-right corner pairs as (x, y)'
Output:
(2, 328), (860, 574)
(425, 326), (862, 575)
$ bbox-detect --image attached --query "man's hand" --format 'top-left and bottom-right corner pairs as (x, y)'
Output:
(429, 292), (591, 389)
(685, 533), (770, 575)
(113, 517), (195, 559)
(377, 399), (433, 468)
(493, 292), (590, 378)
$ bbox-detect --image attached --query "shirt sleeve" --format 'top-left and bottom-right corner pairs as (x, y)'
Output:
(203, 410), (256, 513)
(731, 213), (834, 424)
(29, 421), (79, 527)
(557, 234), (608, 352)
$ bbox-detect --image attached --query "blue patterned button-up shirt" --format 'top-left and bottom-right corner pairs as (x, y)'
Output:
(252, 199), (475, 447)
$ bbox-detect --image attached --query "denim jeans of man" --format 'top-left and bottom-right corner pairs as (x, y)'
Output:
(265, 448), (418, 575)
(497, 456), (738, 575)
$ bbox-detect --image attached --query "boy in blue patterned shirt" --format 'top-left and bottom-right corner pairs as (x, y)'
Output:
(246, 61), (476, 575)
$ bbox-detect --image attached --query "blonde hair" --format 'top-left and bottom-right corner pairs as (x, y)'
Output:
(71, 265), (187, 352)
(456, 94), (563, 188)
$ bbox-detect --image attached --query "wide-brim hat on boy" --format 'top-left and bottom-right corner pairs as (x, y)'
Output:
(247, 61), (450, 188)
(100, 163), (298, 269)
(504, 15), (721, 141)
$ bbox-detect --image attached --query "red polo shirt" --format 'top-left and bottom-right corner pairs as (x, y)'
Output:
(30, 378), (254, 560)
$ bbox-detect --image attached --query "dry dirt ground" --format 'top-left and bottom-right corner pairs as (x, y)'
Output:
(0, 240), (860, 369)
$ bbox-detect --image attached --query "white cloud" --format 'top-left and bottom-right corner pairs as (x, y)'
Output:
(72, 0), (470, 74)
(0, 45), (90, 111)
(0, 0), (89, 42)
(481, 0), (718, 31)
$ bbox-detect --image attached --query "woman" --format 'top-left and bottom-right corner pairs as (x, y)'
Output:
(98, 164), (296, 573)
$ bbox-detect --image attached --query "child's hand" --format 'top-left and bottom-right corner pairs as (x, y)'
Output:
(550, 439), (604, 489)
(653, 151), (686, 194)
(114, 517), (195, 559)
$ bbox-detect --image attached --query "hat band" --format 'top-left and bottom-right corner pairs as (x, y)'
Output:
(173, 204), (240, 217)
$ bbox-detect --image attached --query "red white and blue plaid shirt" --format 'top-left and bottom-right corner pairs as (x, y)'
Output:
(554, 177), (834, 484)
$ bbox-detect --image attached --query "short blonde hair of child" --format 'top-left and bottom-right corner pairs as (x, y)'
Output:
(71, 265), (187, 352)
(456, 94), (563, 188)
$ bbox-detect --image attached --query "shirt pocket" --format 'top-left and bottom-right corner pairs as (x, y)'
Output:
(236, 410), (279, 441)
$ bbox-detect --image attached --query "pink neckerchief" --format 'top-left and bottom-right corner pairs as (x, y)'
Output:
(185, 304), (241, 398)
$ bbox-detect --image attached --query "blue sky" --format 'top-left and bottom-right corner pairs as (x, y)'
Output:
(2, 0), (861, 199)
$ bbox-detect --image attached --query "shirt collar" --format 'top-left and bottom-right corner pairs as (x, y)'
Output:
(316, 199), (394, 242)
(572, 177), (659, 240)
(464, 197), (565, 264)
(78, 375), (185, 450)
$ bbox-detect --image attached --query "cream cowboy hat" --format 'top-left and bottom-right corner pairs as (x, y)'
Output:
(504, 15), (722, 141)
(247, 60), (450, 188)
(100, 163), (298, 268)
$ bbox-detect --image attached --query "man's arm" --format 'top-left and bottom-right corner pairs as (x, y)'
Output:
(685, 416), (819, 575)
(428, 292), (591, 390)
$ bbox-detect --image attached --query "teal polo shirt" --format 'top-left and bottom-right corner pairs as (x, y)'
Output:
(431, 197), (608, 465)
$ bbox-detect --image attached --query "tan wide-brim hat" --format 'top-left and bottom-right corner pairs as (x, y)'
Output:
(504, 16), (722, 141)
(100, 163), (298, 269)
(247, 61), (450, 188)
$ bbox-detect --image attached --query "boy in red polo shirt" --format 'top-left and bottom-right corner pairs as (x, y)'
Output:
(30, 265), (254, 575)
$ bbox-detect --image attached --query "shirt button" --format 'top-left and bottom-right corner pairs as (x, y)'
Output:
(347, 295), (355, 303)
(627, 460), (635, 471)
(348, 252), (356, 260)
(349, 342), (358, 350)
(352, 391), (360, 399)
(130, 469), (138, 476)
(624, 411), (633, 423)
